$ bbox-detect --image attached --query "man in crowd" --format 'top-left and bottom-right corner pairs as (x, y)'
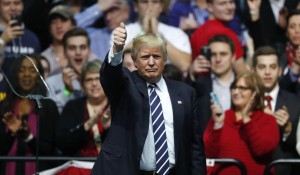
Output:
(253, 46), (300, 175)
(187, 34), (236, 133)
(46, 28), (93, 113)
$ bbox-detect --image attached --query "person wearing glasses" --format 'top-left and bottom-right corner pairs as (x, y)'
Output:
(204, 72), (279, 175)
(55, 60), (111, 157)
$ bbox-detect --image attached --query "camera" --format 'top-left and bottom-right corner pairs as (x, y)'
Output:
(11, 14), (22, 27)
(200, 46), (211, 61)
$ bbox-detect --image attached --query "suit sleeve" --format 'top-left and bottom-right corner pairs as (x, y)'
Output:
(191, 90), (207, 175)
(100, 50), (126, 102)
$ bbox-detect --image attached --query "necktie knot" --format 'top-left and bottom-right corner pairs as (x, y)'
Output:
(265, 95), (272, 102)
(265, 95), (272, 110)
(148, 84), (156, 89)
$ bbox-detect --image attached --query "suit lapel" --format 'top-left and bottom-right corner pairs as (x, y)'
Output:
(165, 79), (184, 160)
(275, 89), (285, 111)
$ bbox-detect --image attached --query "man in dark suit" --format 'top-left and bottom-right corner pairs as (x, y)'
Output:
(253, 46), (300, 175)
(91, 22), (206, 175)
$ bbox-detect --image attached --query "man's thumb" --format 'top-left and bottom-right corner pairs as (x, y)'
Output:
(120, 22), (125, 29)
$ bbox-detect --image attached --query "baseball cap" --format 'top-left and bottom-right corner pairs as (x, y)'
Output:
(49, 5), (73, 20)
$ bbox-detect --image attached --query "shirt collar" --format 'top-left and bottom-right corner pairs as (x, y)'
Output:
(265, 84), (279, 100)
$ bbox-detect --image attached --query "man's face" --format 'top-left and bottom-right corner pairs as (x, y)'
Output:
(65, 36), (90, 74)
(254, 55), (281, 92)
(0, 0), (23, 22)
(208, 0), (235, 22)
(134, 0), (163, 20)
(134, 46), (165, 83)
(287, 14), (300, 46)
(50, 17), (75, 42)
(105, 7), (129, 31)
(209, 41), (234, 76)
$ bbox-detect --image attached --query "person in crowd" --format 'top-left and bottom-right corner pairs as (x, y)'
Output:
(168, 0), (247, 39)
(77, 0), (130, 61)
(187, 34), (236, 134)
(46, 28), (93, 113)
(0, 46), (6, 102)
(42, 5), (76, 76)
(56, 60), (110, 157)
(0, 55), (59, 175)
(124, 0), (192, 73)
(122, 48), (136, 72)
(91, 22), (206, 175)
(39, 55), (50, 79)
(0, 0), (41, 74)
(163, 64), (183, 82)
(190, 0), (247, 75)
(168, 0), (209, 34)
(246, 0), (300, 49)
(279, 10), (300, 97)
(204, 72), (279, 175)
(253, 46), (300, 175)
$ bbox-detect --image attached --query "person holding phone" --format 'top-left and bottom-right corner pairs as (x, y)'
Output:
(0, 0), (41, 74)
(186, 34), (236, 134)
(204, 72), (279, 175)
(46, 28), (94, 113)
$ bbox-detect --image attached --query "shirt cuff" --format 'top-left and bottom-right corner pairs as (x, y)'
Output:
(108, 49), (123, 66)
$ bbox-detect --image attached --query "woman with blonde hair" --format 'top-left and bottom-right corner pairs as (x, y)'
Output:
(204, 72), (279, 175)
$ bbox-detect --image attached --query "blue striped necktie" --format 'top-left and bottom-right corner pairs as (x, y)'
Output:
(148, 84), (170, 175)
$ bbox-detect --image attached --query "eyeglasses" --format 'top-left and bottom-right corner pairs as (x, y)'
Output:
(230, 85), (251, 91)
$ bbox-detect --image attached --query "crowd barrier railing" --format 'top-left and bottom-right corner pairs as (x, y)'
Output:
(206, 158), (247, 175)
(264, 159), (300, 175)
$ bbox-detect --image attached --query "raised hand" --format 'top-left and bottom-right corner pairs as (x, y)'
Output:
(2, 112), (22, 134)
(1, 19), (24, 44)
(274, 106), (290, 127)
(211, 103), (225, 125)
(62, 66), (79, 92)
(241, 91), (256, 123)
(113, 22), (127, 54)
(189, 55), (211, 81)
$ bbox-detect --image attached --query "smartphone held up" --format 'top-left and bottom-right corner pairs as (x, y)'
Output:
(11, 14), (22, 27)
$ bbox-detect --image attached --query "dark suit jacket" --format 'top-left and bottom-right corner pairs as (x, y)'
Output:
(186, 74), (213, 135)
(273, 89), (300, 175)
(246, 0), (300, 49)
(91, 54), (206, 175)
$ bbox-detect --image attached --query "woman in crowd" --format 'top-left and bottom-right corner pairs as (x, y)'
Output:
(279, 10), (300, 96)
(204, 72), (279, 175)
(0, 55), (60, 175)
(55, 60), (110, 156)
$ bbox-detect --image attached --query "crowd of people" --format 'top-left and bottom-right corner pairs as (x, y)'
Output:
(0, 0), (300, 175)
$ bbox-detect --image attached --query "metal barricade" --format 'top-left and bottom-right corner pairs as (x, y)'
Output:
(264, 159), (300, 175)
(206, 158), (247, 175)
